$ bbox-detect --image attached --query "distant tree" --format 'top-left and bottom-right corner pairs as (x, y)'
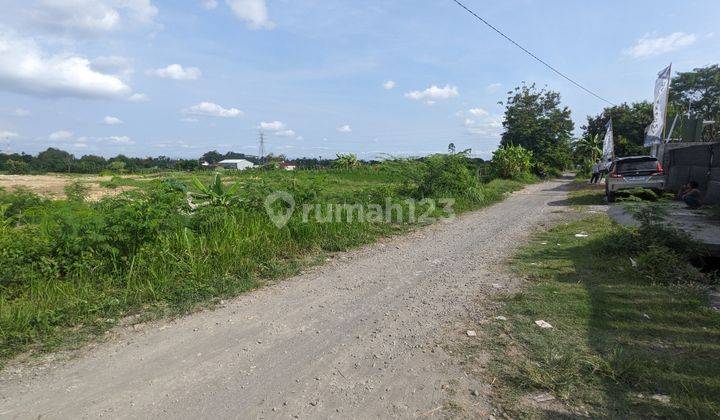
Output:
(109, 161), (126, 173)
(583, 102), (653, 157)
(37, 148), (74, 172)
(490, 145), (533, 179)
(201, 150), (224, 164)
(500, 83), (573, 175)
(572, 134), (602, 171)
(448, 142), (456, 153)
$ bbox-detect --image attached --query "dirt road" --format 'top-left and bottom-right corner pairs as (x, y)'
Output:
(0, 179), (570, 419)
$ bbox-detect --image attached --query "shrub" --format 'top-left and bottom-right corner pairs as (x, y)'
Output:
(4, 160), (31, 175)
(64, 181), (90, 202)
(490, 145), (533, 179)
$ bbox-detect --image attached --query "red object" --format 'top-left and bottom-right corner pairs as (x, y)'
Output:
(653, 162), (664, 175)
(609, 171), (623, 179)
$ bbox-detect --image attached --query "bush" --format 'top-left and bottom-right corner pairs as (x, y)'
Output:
(4, 160), (31, 175)
(490, 145), (533, 179)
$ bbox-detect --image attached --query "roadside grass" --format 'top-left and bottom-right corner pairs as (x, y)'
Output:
(0, 159), (533, 367)
(483, 215), (720, 418)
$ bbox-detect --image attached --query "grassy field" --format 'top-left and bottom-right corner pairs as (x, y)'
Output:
(0, 157), (531, 366)
(470, 192), (720, 417)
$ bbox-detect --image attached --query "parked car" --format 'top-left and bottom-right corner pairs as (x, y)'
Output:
(605, 156), (665, 202)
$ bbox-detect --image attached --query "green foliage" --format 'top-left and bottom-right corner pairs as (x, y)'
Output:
(190, 174), (242, 207)
(490, 145), (533, 179)
(0, 164), (532, 362)
(64, 181), (90, 202)
(482, 216), (720, 417)
(500, 83), (574, 174)
(332, 153), (359, 169)
(4, 160), (31, 175)
(583, 103), (652, 158)
(669, 64), (720, 141)
(572, 134), (602, 170)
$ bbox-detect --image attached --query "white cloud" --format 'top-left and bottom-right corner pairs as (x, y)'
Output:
(624, 32), (697, 59)
(183, 102), (243, 118)
(275, 129), (296, 137)
(0, 130), (19, 138)
(128, 92), (149, 102)
(147, 64), (202, 81)
(463, 114), (503, 137)
(468, 108), (488, 117)
(13, 108), (31, 117)
(22, 0), (159, 35)
(49, 130), (74, 140)
(0, 31), (132, 99)
(225, 0), (274, 29)
(103, 115), (123, 125)
(405, 84), (459, 104)
(486, 83), (502, 93)
(91, 55), (133, 79)
(259, 121), (286, 131)
(382, 80), (396, 90)
(337, 125), (352, 133)
(201, 0), (218, 9)
(104, 135), (134, 144)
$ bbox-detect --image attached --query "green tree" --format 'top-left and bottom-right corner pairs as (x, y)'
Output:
(669, 64), (719, 141)
(448, 142), (456, 153)
(37, 148), (74, 172)
(572, 134), (602, 167)
(500, 83), (573, 175)
(333, 153), (359, 169)
(583, 102), (652, 157)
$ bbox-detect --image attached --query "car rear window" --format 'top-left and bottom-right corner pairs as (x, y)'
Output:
(616, 159), (658, 174)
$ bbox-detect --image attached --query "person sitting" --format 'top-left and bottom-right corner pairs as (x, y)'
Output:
(682, 181), (703, 209)
(677, 183), (691, 201)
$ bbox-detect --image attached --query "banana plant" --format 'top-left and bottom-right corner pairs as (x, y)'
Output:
(190, 174), (242, 207)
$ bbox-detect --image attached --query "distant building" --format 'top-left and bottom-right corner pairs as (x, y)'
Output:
(217, 159), (255, 170)
(279, 162), (297, 171)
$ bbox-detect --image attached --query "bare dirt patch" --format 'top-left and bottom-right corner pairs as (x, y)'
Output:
(0, 174), (132, 200)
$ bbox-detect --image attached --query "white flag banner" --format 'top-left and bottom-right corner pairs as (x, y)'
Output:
(602, 118), (614, 168)
(644, 64), (672, 147)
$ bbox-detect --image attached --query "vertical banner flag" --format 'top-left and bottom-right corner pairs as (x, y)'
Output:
(602, 118), (614, 168)
(644, 64), (672, 147)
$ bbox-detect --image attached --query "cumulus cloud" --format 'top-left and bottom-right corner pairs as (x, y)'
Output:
(226, 0), (274, 29)
(0, 31), (132, 99)
(405, 84), (459, 105)
(259, 121), (285, 131)
(463, 115), (503, 137)
(624, 32), (697, 58)
(183, 101), (243, 118)
(128, 92), (149, 102)
(91, 55), (133, 79)
(337, 125), (352, 133)
(103, 115), (123, 125)
(382, 80), (396, 90)
(147, 64), (202, 80)
(20, 0), (159, 35)
(49, 130), (74, 140)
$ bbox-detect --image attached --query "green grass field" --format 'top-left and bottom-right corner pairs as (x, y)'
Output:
(0, 157), (531, 367)
(474, 210), (720, 417)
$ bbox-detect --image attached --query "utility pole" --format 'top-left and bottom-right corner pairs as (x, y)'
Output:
(258, 130), (266, 164)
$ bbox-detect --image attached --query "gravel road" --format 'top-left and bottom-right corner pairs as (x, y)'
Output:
(0, 178), (570, 419)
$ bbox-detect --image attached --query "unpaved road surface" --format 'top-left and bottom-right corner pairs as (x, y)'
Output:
(0, 179), (570, 419)
(0, 174), (133, 200)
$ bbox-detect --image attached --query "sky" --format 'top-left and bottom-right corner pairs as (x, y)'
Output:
(0, 0), (718, 160)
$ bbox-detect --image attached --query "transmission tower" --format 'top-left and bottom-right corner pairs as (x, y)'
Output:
(258, 130), (266, 164)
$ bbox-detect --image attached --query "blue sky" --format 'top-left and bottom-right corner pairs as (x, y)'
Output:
(0, 0), (717, 160)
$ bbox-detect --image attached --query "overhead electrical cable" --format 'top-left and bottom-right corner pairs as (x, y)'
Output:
(450, 0), (616, 106)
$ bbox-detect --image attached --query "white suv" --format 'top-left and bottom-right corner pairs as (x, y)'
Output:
(605, 156), (665, 202)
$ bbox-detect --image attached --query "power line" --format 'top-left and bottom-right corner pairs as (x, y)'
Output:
(450, 0), (615, 106)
